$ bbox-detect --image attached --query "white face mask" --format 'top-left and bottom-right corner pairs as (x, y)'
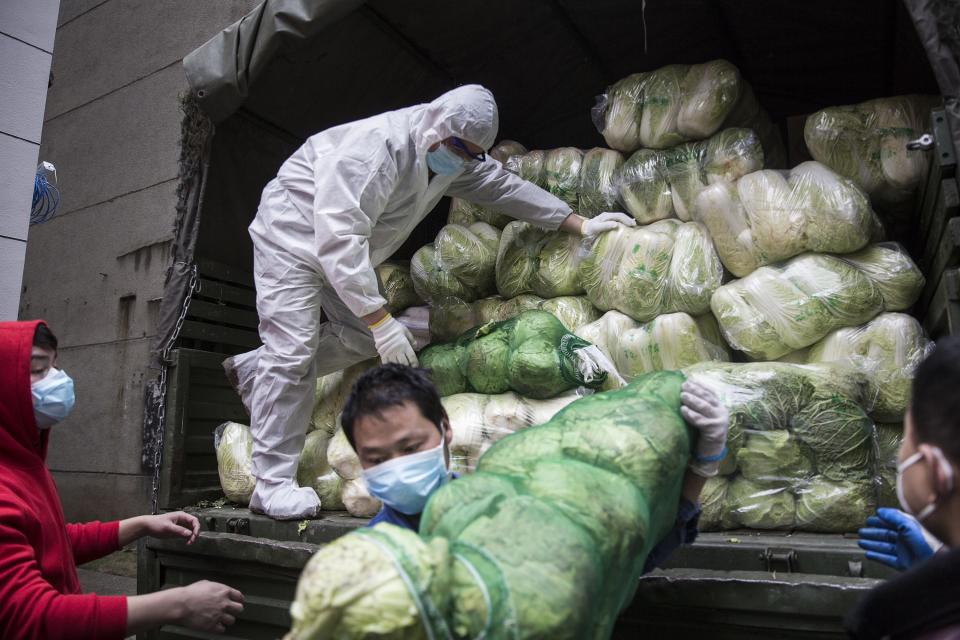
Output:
(896, 446), (955, 522)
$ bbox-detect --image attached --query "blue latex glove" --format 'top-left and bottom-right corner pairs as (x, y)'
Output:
(857, 507), (934, 571)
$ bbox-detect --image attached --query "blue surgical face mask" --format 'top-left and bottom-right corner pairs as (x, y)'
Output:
(362, 433), (449, 515)
(32, 368), (75, 430)
(426, 144), (466, 176)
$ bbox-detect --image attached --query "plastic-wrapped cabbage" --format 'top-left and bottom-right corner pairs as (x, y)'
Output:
(444, 391), (579, 473)
(214, 422), (255, 505)
(578, 148), (625, 218)
(490, 139), (527, 163)
(710, 252), (890, 360)
(310, 359), (376, 435)
(804, 313), (933, 421)
(876, 423), (902, 507)
(594, 60), (783, 160)
(580, 219), (723, 322)
(375, 262), (423, 314)
(297, 430), (344, 511)
(694, 161), (883, 277)
(411, 223), (501, 304)
(841, 243), (925, 311)
(698, 477), (733, 531)
(341, 478), (381, 518)
(617, 128), (764, 224)
(419, 310), (610, 399)
(737, 430), (814, 483)
(327, 427), (362, 481)
(495, 221), (583, 298)
(538, 296), (601, 331)
(576, 311), (729, 386)
(447, 197), (512, 229)
(804, 95), (940, 208)
(795, 478), (876, 533)
(289, 371), (693, 639)
(505, 150), (548, 188)
(544, 147), (584, 210)
(726, 478), (796, 530)
(286, 524), (451, 640)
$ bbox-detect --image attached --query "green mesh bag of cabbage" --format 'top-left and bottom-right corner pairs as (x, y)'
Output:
(418, 310), (620, 399)
(284, 371), (694, 640)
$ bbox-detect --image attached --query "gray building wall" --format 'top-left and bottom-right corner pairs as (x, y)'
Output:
(0, 0), (60, 320)
(20, 0), (260, 522)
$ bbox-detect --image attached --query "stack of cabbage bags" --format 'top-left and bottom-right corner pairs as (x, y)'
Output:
(419, 310), (609, 398)
(285, 371), (693, 640)
(689, 362), (878, 533)
(579, 219), (724, 322)
(804, 95), (939, 211)
(411, 223), (502, 304)
(616, 127), (765, 223)
(710, 243), (925, 361)
(576, 311), (730, 389)
(593, 59), (785, 167)
(694, 161), (884, 277)
(430, 293), (599, 342)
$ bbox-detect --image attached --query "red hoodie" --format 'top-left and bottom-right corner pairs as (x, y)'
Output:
(0, 321), (127, 639)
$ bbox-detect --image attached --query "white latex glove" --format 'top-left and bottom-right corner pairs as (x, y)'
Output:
(680, 378), (729, 477)
(369, 314), (419, 366)
(581, 211), (637, 238)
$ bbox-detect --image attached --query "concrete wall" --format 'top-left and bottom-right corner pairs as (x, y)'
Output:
(20, 0), (261, 522)
(0, 0), (60, 320)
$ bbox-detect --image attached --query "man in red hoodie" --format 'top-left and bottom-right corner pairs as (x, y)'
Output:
(0, 320), (245, 638)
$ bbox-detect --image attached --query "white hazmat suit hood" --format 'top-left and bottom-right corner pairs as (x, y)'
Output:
(240, 84), (570, 519)
(410, 84), (500, 153)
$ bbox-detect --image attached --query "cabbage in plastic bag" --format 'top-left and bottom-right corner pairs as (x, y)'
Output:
(737, 430), (814, 483)
(841, 243), (925, 311)
(411, 223), (501, 304)
(375, 261), (423, 314)
(595, 59), (783, 160)
(710, 252), (891, 360)
(544, 148), (584, 210)
(804, 95), (940, 207)
(694, 161), (883, 278)
(580, 219), (723, 322)
(214, 422), (256, 505)
(495, 221), (583, 298)
(804, 313), (932, 421)
(578, 148), (625, 218)
(617, 128), (764, 225)
(795, 477), (876, 533)
(576, 311), (729, 385)
(726, 478), (796, 530)
(297, 430), (345, 511)
(447, 197), (512, 229)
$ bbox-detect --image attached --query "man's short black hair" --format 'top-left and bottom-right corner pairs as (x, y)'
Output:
(340, 364), (446, 449)
(911, 336), (960, 461)
(33, 323), (58, 352)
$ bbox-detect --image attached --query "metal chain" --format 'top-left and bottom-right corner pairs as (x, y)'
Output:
(150, 263), (200, 514)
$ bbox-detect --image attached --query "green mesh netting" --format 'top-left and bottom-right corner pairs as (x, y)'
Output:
(419, 310), (606, 399)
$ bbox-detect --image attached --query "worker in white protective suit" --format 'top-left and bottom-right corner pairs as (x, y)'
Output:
(237, 84), (635, 519)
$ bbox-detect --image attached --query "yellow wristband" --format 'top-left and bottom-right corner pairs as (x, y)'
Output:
(367, 313), (393, 330)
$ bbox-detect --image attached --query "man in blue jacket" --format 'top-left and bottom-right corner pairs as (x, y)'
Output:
(339, 363), (730, 572)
